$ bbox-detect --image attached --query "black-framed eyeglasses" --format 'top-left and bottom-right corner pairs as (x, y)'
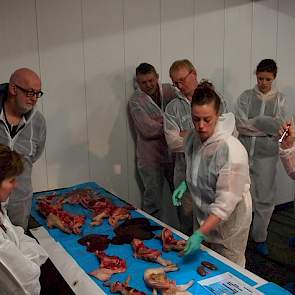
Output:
(14, 84), (44, 98)
(172, 70), (193, 88)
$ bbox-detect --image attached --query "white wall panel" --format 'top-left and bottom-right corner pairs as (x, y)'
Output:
(0, 0), (39, 78)
(82, 0), (129, 200)
(251, 0), (278, 85)
(277, 0), (295, 104)
(36, 0), (89, 189)
(124, 0), (161, 207)
(160, 0), (195, 82)
(224, 0), (252, 103)
(0, 0), (47, 192)
(195, 0), (225, 95)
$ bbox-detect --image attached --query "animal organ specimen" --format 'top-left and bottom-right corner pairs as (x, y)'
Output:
(38, 200), (85, 234)
(78, 234), (110, 252)
(111, 218), (162, 245)
(158, 228), (186, 252)
(104, 276), (146, 294)
(89, 252), (127, 281)
(144, 265), (194, 294)
(132, 239), (175, 267)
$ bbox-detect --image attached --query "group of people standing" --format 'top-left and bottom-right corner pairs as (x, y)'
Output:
(0, 60), (293, 293)
(129, 58), (292, 267)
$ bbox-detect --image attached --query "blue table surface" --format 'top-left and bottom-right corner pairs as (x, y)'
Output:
(31, 182), (291, 295)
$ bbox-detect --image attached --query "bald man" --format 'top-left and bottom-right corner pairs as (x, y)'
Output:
(0, 68), (46, 230)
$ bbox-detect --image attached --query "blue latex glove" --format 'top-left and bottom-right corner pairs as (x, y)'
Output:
(172, 180), (187, 206)
(184, 230), (205, 255)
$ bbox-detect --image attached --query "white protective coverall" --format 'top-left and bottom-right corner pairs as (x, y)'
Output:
(185, 113), (252, 267)
(0, 207), (48, 295)
(164, 91), (229, 235)
(236, 85), (286, 242)
(128, 83), (177, 215)
(0, 83), (46, 230)
(164, 92), (194, 234)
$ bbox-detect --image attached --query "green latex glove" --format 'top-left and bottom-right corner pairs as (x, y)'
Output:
(172, 180), (187, 206)
(184, 230), (205, 255)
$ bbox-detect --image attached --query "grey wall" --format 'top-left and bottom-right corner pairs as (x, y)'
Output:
(0, 0), (294, 207)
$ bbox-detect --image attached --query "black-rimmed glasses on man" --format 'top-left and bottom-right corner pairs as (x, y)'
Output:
(14, 84), (44, 98)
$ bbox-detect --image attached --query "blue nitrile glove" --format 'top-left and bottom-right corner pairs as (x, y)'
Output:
(184, 230), (205, 255)
(172, 180), (187, 206)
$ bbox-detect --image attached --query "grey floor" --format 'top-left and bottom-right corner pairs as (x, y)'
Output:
(245, 206), (295, 292)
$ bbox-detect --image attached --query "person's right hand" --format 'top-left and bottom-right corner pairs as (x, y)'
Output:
(172, 180), (187, 206)
(184, 230), (205, 255)
(279, 120), (295, 150)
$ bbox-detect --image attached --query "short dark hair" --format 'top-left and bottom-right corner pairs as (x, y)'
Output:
(256, 59), (277, 78)
(0, 144), (24, 184)
(191, 80), (220, 113)
(136, 63), (157, 76)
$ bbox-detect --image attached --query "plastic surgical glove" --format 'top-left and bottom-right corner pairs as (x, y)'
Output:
(184, 230), (205, 256)
(172, 180), (187, 206)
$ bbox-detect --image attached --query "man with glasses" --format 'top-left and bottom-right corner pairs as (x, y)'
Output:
(164, 59), (198, 235)
(165, 59), (229, 235)
(0, 68), (46, 230)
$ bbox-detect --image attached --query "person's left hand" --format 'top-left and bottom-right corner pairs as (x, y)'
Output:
(184, 230), (205, 255)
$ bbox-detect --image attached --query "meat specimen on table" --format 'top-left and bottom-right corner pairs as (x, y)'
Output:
(196, 265), (207, 277)
(38, 200), (86, 234)
(132, 239), (176, 267)
(78, 234), (110, 252)
(36, 194), (65, 207)
(89, 252), (127, 281)
(42, 187), (134, 227)
(104, 276), (146, 294)
(62, 188), (103, 205)
(144, 266), (194, 295)
(111, 218), (162, 245)
(109, 206), (132, 227)
(91, 204), (115, 226)
(91, 203), (133, 227)
(157, 228), (186, 252)
(201, 261), (217, 270)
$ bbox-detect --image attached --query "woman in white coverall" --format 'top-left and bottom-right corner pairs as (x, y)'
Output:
(173, 83), (252, 267)
(0, 144), (48, 295)
(235, 59), (286, 256)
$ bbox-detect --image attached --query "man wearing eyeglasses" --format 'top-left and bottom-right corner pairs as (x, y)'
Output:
(165, 59), (229, 235)
(164, 59), (198, 235)
(0, 68), (46, 231)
